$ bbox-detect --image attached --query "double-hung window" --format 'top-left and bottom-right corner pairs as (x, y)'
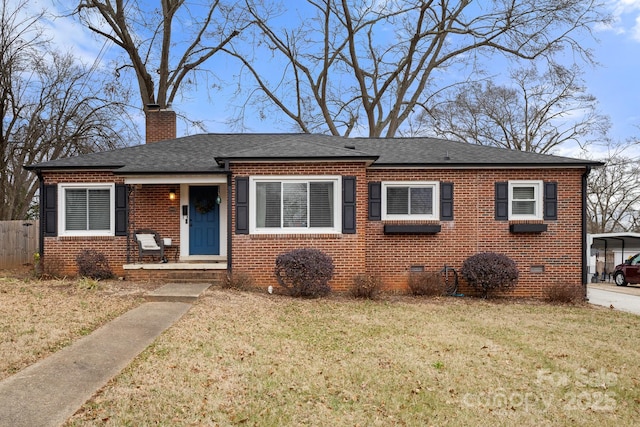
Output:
(250, 176), (340, 233)
(59, 184), (114, 236)
(382, 182), (439, 220)
(509, 181), (543, 220)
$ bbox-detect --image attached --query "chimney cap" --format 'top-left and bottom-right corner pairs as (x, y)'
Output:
(146, 104), (161, 110)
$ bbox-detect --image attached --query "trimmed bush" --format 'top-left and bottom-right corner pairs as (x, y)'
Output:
(350, 273), (383, 299)
(76, 249), (114, 280)
(408, 271), (445, 296)
(545, 283), (584, 304)
(222, 271), (255, 291)
(274, 248), (334, 298)
(460, 252), (519, 298)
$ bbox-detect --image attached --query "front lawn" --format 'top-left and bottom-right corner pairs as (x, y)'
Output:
(0, 272), (150, 380)
(67, 289), (640, 426)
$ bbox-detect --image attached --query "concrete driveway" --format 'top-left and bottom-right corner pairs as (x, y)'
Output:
(588, 282), (640, 315)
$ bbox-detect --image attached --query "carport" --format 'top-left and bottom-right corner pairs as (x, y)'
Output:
(589, 233), (640, 280)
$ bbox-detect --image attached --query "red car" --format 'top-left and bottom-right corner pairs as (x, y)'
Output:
(614, 253), (640, 286)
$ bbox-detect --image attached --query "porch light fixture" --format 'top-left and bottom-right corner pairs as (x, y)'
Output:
(169, 189), (176, 201)
(216, 195), (222, 205)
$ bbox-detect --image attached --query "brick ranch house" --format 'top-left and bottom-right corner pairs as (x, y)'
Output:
(25, 110), (602, 298)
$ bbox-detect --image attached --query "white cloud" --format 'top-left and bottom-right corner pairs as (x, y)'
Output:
(600, 0), (640, 41)
(6, 0), (112, 67)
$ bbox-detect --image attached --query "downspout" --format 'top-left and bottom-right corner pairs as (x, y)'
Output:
(582, 166), (592, 299)
(36, 170), (45, 258)
(225, 160), (232, 274)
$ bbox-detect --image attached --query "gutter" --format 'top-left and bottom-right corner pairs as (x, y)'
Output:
(35, 170), (45, 259)
(582, 166), (592, 299)
(224, 160), (232, 275)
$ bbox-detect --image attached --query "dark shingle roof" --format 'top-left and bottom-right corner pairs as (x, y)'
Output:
(344, 137), (596, 167)
(25, 133), (601, 173)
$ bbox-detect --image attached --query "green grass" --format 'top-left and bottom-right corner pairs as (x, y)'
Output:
(67, 290), (640, 426)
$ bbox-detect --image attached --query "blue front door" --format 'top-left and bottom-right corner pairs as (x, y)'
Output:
(189, 186), (220, 255)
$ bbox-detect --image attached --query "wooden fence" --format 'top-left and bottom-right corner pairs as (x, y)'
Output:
(0, 220), (39, 269)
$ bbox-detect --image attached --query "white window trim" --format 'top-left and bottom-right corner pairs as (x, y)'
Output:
(382, 181), (439, 221)
(249, 175), (342, 234)
(508, 180), (543, 220)
(58, 183), (115, 236)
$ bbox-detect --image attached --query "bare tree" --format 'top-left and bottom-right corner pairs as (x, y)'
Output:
(224, 0), (609, 137)
(73, 0), (249, 114)
(422, 64), (611, 154)
(587, 145), (640, 234)
(1, 0), (135, 220)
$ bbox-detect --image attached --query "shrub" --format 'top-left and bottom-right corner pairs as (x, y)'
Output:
(222, 271), (255, 291)
(350, 273), (383, 299)
(545, 283), (584, 304)
(41, 253), (65, 279)
(274, 248), (334, 298)
(460, 252), (519, 298)
(408, 271), (445, 296)
(76, 249), (114, 280)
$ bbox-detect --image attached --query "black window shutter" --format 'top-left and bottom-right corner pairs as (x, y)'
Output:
(235, 177), (249, 234)
(342, 176), (356, 234)
(368, 182), (381, 221)
(440, 182), (454, 221)
(544, 182), (558, 220)
(43, 184), (57, 237)
(115, 184), (128, 236)
(495, 182), (508, 220)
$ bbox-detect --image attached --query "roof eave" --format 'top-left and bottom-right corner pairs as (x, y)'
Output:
(113, 169), (226, 175)
(369, 162), (603, 169)
(23, 164), (124, 172)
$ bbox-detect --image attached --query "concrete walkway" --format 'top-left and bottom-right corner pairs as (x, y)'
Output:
(0, 282), (211, 427)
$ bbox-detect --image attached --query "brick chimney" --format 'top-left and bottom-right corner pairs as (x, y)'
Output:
(145, 104), (176, 143)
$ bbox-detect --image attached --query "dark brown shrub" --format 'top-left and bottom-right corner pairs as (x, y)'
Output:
(41, 254), (65, 279)
(274, 248), (334, 298)
(350, 273), (383, 299)
(460, 252), (519, 298)
(408, 271), (445, 296)
(545, 283), (584, 304)
(76, 249), (114, 280)
(222, 271), (255, 291)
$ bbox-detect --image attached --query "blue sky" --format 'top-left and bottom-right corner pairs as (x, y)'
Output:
(14, 0), (640, 158)
(586, 0), (640, 143)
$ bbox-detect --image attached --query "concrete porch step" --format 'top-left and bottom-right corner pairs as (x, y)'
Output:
(145, 282), (212, 303)
(124, 264), (228, 284)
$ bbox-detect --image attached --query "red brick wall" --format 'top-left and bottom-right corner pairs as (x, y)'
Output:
(129, 184), (181, 252)
(231, 162), (368, 292)
(232, 165), (585, 297)
(145, 109), (176, 143)
(42, 172), (181, 277)
(365, 168), (584, 297)
(42, 164), (586, 298)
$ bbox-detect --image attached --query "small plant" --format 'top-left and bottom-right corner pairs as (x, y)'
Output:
(274, 248), (334, 298)
(33, 252), (42, 277)
(408, 271), (445, 296)
(460, 252), (519, 298)
(76, 249), (114, 280)
(222, 271), (255, 291)
(350, 273), (383, 299)
(545, 283), (584, 304)
(76, 276), (102, 290)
